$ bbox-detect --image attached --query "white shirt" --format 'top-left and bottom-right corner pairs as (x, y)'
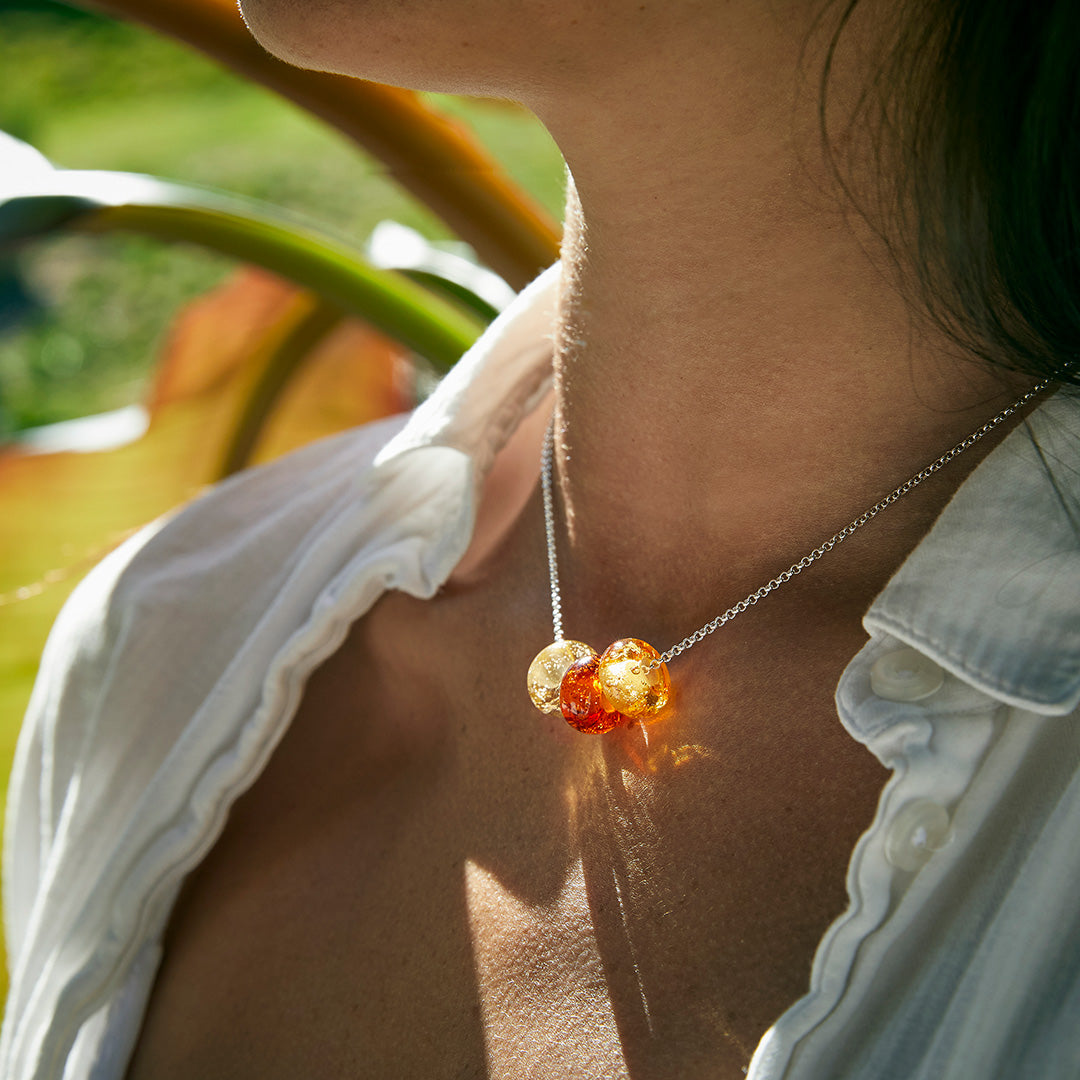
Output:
(3, 263), (1080, 1079)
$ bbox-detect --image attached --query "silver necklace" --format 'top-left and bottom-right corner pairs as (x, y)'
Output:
(526, 380), (1050, 734)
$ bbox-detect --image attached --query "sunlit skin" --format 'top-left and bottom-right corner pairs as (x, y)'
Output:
(123, 2), (1044, 1078)
(238, 0), (1034, 613)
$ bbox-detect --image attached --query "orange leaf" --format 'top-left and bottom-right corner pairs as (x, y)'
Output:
(148, 266), (302, 409)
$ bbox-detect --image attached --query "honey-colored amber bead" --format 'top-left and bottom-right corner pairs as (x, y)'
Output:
(597, 638), (671, 721)
(527, 640), (596, 713)
(560, 655), (624, 734)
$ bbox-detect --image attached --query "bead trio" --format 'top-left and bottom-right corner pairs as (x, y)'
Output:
(527, 637), (672, 733)
(525, 417), (674, 732)
(528, 381), (1051, 735)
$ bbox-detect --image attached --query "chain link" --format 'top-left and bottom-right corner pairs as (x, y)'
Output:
(542, 379), (1051, 668)
(541, 422), (564, 643)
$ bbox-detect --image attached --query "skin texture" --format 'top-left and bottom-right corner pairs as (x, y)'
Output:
(125, 2), (1044, 1077)
(237, 0), (732, 99)
(239, 0), (1032, 618)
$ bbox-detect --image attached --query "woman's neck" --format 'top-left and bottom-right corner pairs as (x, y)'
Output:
(519, 2), (1030, 644)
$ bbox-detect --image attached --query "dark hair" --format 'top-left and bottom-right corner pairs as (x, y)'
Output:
(820, 0), (1080, 384)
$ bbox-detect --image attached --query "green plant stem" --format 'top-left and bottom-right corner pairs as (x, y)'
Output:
(0, 171), (482, 369)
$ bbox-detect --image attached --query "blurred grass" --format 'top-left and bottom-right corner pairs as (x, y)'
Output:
(0, 0), (566, 434)
(0, 0), (565, 998)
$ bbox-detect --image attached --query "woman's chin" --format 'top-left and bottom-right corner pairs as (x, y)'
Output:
(236, 0), (387, 79)
(234, 0), (555, 98)
(237, 0), (327, 69)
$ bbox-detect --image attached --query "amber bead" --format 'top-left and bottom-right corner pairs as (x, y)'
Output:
(559, 655), (624, 734)
(597, 638), (671, 721)
(527, 640), (596, 713)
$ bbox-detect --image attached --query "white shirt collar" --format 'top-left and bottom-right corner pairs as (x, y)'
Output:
(375, 262), (560, 474)
(865, 392), (1080, 715)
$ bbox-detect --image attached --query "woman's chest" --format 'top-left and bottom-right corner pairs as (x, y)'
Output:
(125, 595), (887, 1080)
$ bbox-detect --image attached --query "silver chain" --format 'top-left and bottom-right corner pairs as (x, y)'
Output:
(541, 422), (565, 643)
(542, 379), (1051, 667)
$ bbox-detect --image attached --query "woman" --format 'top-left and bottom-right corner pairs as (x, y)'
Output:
(3, 1), (1078, 1077)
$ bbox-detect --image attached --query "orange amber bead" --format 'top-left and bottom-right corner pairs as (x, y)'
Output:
(597, 638), (671, 721)
(559, 655), (625, 734)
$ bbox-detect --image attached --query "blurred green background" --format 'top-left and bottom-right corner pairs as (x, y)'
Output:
(0, 0), (565, 994)
(0, 0), (565, 435)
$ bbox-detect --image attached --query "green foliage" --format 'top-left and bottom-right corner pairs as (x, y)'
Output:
(0, 234), (232, 431)
(0, 4), (565, 434)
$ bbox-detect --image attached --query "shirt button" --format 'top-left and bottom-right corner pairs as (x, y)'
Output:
(885, 798), (954, 872)
(870, 647), (945, 702)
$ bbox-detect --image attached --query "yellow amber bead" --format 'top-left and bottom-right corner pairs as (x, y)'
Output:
(559, 655), (624, 734)
(527, 640), (596, 713)
(597, 638), (671, 721)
